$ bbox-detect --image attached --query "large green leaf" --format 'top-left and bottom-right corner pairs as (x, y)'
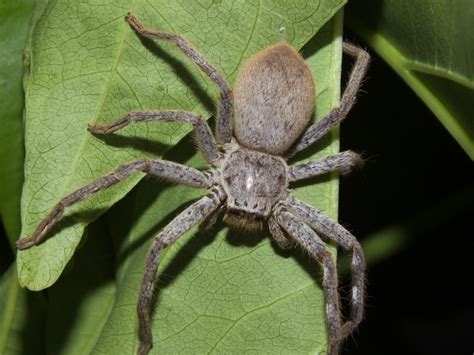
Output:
(346, 0), (474, 159)
(90, 15), (343, 354)
(0, 0), (34, 246)
(17, 0), (345, 291)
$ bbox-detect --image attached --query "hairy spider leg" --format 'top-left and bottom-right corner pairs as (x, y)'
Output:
(89, 110), (220, 165)
(286, 196), (366, 338)
(288, 150), (363, 182)
(127, 13), (233, 145)
(137, 187), (225, 355)
(274, 207), (343, 355)
(268, 215), (294, 250)
(16, 160), (211, 249)
(286, 43), (370, 157)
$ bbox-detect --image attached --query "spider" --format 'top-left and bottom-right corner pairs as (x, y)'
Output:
(16, 13), (370, 355)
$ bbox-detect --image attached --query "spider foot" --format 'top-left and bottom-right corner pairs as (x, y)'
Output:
(16, 235), (38, 250)
(137, 342), (151, 355)
(87, 122), (121, 135)
(87, 123), (106, 134)
(127, 12), (145, 33)
(340, 150), (364, 175)
(341, 320), (357, 338)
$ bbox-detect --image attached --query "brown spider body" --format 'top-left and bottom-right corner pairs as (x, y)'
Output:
(17, 13), (370, 355)
(233, 42), (315, 155)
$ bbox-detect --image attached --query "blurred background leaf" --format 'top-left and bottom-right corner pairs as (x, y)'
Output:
(0, 264), (46, 355)
(0, 3), (46, 352)
(346, 0), (474, 159)
(0, 0), (34, 246)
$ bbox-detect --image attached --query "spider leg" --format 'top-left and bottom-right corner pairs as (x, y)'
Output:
(268, 215), (294, 250)
(286, 196), (366, 338)
(137, 186), (225, 355)
(286, 43), (370, 157)
(200, 204), (225, 231)
(89, 110), (219, 165)
(274, 206), (342, 355)
(288, 150), (363, 182)
(127, 13), (233, 145)
(16, 160), (212, 250)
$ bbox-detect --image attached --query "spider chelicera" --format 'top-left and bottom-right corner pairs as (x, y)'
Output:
(17, 13), (370, 355)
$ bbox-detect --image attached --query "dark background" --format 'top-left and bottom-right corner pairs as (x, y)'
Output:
(340, 31), (474, 355)
(1, 31), (472, 355)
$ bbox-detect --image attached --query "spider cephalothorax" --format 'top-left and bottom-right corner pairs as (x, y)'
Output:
(220, 145), (288, 230)
(17, 13), (370, 355)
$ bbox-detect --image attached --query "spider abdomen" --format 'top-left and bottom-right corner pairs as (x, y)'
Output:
(220, 147), (288, 229)
(233, 42), (315, 155)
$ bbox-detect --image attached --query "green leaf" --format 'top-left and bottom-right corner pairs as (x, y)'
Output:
(91, 14), (343, 355)
(0, 264), (46, 355)
(0, 0), (35, 246)
(346, 0), (474, 159)
(17, 0), (346, 291)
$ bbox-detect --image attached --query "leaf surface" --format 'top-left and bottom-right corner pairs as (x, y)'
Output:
(347, 0), (474, 158)
(17, 0), (345, 291)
